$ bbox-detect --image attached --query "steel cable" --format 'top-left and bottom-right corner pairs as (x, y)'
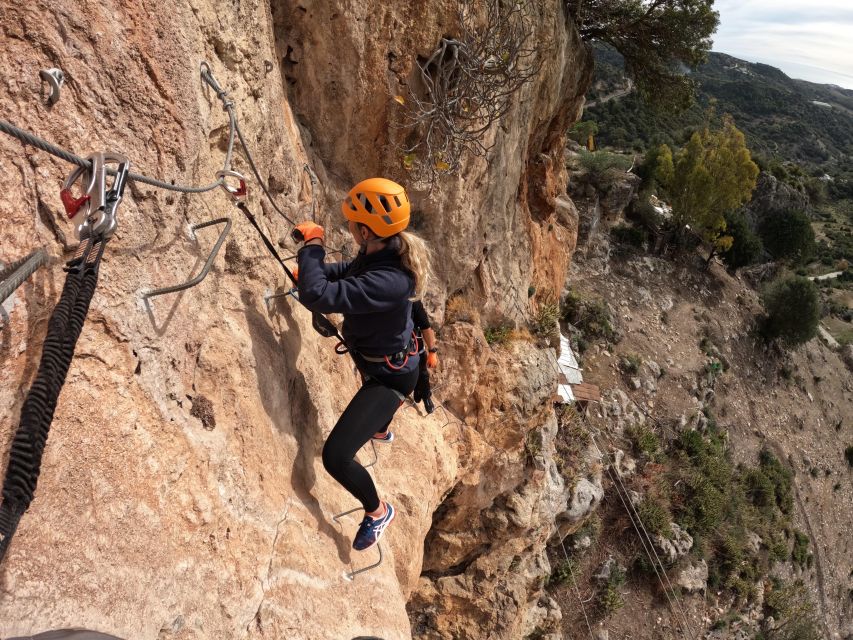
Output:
(0, 249), (48, 304)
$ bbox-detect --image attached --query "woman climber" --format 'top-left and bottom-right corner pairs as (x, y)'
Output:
(294, 177), (432, 551)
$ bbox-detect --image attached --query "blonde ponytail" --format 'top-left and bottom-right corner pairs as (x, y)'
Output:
(397, 230), (433, 301)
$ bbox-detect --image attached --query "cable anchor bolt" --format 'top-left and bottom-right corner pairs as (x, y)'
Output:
(39, 68), (65, 105)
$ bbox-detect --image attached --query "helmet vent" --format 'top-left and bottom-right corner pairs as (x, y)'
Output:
(358, 193), (374, 213)
(378, 195), (391, 213)
(394, 196), (401, 207)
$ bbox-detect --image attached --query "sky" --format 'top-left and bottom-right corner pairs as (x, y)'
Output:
(712, 0), (853, 89)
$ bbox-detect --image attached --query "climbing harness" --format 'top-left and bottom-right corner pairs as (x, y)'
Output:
(0, 153), (127, 563)
(355, 332), (419, 370)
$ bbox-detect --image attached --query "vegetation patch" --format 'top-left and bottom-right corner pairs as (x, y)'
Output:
(562, 291), (618, 347)
(484, 324), (513, 346)
(760, 275), (820, 346)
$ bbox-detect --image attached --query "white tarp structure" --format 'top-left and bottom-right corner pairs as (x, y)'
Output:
(556, 333), (583, 403)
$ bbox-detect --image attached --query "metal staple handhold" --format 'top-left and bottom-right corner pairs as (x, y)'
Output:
(142, 217), (232, 299)
(39, 68), (65, 105)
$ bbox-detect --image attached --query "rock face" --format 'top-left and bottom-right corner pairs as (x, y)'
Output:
(0, 1), (593, 639)
(654, 523), (693, 564)
(677, 560), (708, 594)
(745, 171), (810, 226)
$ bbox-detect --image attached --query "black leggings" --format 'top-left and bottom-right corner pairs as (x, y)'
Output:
(321, 366), (419, 512)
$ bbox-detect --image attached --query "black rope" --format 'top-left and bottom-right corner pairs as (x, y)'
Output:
(0, 236), (107, 563)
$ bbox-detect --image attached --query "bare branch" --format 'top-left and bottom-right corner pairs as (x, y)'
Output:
(393, 0), (547, 182)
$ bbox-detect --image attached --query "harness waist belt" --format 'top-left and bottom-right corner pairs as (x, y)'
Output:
(358, 336), (418, 363)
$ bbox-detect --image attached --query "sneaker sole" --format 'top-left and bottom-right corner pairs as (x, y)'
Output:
(355, 504), (395, 552)
(372, 432), (394, 442)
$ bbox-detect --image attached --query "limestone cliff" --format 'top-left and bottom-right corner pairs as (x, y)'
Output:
(0, 2), (593, 639)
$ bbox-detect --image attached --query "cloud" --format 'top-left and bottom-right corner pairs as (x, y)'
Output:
(712, 0), (853, 87)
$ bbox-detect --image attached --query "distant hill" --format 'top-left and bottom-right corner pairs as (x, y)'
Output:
(585, 46), (853, 184)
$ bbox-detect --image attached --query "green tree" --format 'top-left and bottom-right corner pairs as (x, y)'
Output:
(570, 0), (719, 109)
(759, 208), (816, 264)
(721, 209), (763, 269)
(669, 118), (759, 262)
(761, 275), (820, 346)
(570, 120), (599, 146)
(638, 143), (674, 192)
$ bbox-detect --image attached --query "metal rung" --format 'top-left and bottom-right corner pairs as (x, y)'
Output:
(263, 287), (298, 305)
(142, 217), (231, 299)
(331, 506), (384, 580)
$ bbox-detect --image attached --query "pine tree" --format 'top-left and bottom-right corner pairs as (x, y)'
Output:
(570, 0), (719, 109)
(668, 117), (759, 261)
(761, 276), (820, 347)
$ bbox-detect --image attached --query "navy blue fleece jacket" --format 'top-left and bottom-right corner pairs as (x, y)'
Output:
(297, 241), (416, 361)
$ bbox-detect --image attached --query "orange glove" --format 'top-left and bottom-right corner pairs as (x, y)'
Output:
(426, 351), (439, 369)
(292, 267), (299, 281)
(292, 221), (324, 243)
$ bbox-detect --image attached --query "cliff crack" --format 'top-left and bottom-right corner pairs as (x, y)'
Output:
(247, 504), (291, 635)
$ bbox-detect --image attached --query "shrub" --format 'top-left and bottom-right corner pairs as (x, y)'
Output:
(621, 353), (642, 374)
(721, 209), (763, 269)
(760, 275), (820, 346)
(637, 497), (671, 537)
(547, 558), (577, 587)
(562, 291), (617, 344)
(484, 324), (513, 345)
(759, 208), (816, 264)
(758, 449), (793, 514)
(743, 468), (775, 508)
(596, 564), (626, 617)
(764, 580), (823, 640)
(627, 425), (660, 459)
(611, 223), (647, 248)
(578, 150), (634, 174)
(446, 294), (480, 324)
(791, 531), (810, 569)
(532, 296), (560, 339)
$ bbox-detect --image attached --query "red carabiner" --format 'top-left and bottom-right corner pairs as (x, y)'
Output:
(60, 188), (90, 218)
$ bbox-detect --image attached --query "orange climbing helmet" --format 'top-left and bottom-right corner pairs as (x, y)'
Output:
(342, 177), (410, 237)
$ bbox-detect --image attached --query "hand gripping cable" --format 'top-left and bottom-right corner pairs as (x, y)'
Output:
(0, 154), (127, 564)
(216, 171), (348, 349)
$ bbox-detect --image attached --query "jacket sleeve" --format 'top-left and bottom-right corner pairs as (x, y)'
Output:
(322, 260), (351, 281)
(297, 245), (411, 315)
(411, 300), (431, 330)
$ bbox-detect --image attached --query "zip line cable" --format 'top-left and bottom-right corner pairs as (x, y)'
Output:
(486, 288), (699, 639)
(558, 535), (595, 640)
(535, 339), (697, 639)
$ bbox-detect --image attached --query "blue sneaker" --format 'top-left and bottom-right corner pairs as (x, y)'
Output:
(353, 502), (395, 551)
(372, 430), (394, 442)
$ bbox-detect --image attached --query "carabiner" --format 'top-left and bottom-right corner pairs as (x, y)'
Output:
(60, 152), (130, 240)
(216, 169), (247, 202)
